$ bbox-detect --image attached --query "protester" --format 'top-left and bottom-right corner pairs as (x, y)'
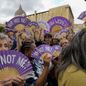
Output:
(33, 28), (44, 47)
(67, 33), (74, 42)
(0, 33), (9, 51)
(0, 33), (24, 86)
(59, 38), (69, 48)
(6, 30), (17, 50)
(20, 41), (51, 86)
(56, 29), (86, 86)
(52, 37), (60, 46)
(43, 33), (52, 45)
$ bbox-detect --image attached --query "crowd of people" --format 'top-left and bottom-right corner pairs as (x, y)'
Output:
(0, 26), (86, 86)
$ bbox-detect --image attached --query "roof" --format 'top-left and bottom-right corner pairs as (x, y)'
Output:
(15, 5), (26, 16)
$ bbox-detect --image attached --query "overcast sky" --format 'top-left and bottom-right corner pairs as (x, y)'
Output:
(0, 0), (86, 23)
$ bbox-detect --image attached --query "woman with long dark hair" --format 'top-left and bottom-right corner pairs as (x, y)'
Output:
(56, 29), (86, 86)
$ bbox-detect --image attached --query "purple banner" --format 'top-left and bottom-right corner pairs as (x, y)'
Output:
(78, 11), (86, 20)
(28, 21), (39, 28)
(52, 45), (62, 52)
(32, 44), (52, 60)
(52, 45), (62, 59)
(0, 50), (33, 75)
(6, 16), (31, 31)
(47, 16), (71, 32)
(38, 20), (50, 34)
(31, 48), (40, 59)
(59, 29), (69, 34)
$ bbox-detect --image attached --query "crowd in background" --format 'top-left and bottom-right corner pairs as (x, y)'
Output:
(1, 26), (86, 86)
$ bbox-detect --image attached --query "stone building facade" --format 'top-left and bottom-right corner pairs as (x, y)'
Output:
(27, 5), (74, 24)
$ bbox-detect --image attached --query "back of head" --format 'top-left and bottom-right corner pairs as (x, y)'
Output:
(56, 29), (86, 76)
(20, 40), (36, 54)
(70, 29), (86, 68)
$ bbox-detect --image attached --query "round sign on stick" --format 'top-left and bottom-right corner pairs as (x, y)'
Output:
(47, 16), (71, 33)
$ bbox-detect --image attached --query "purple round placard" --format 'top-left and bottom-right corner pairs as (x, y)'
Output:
(47, 16), (71, 32)
(32, 44), (52, 60)
(6, 16), (31, 30)
(38, 20), (50, 34)
(52, 45), (62, 52)
(0, 50), (33, 75)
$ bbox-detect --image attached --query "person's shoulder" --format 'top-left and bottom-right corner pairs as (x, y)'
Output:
(63, 64), (86, 78)
(58, 64), (86, 86)
(59, 64), (77, 78)
(65, 73), (86, 86)
(66, 64), (86, 77)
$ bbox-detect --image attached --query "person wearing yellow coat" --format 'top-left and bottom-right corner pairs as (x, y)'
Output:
(56, 29), (86, 86)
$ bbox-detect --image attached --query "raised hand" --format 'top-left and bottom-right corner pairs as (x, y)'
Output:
(12, 75), (25, 86)
(0, 78), (12, 86)
(43, 53), (52, 67)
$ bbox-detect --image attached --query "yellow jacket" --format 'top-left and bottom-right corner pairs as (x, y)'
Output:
(58, 64), (86, 86)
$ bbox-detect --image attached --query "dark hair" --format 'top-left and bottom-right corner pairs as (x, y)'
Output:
(44, 33), (52, 38)
(56, 29), (86, 77)
(20, 41), (35, 54)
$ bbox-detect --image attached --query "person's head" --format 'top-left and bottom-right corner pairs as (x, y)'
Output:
(67, 33), (74, 42)
(20, 41), (36, 60)
(6, 31), (14, 38)
(60, 32), (67, 38)
(59, 38), (69, 48)
(44, 33), (52, 45)
(24, 37), (35, 43)
(0, 33), (9, 51)
(56, 29), (86, 75)
(52, 38), (60, 45)
(59, 29), (69, 39)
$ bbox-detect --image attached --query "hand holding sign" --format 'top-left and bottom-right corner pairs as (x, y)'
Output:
(0, 75), (25, 86)
(52, 45), (62, 59)
(0, 78), (12, 86)
(12, 75), (25, 86)
(43, 53), (51, 67)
